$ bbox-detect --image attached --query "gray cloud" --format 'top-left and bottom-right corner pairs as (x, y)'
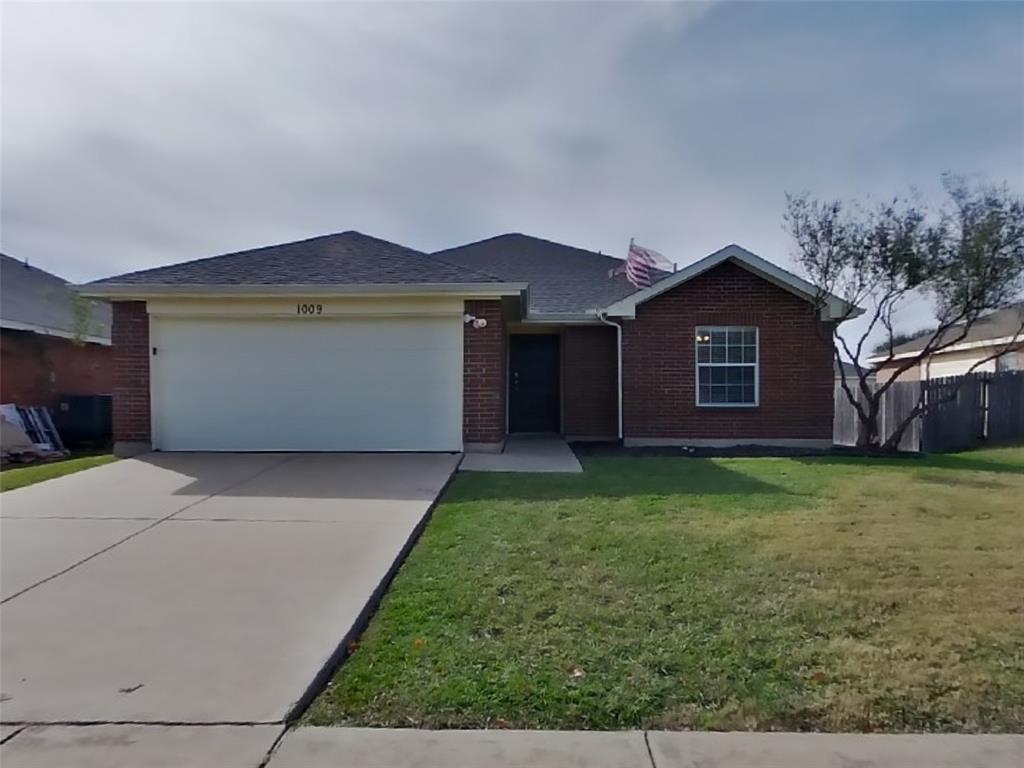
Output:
(2, 1), (1021, 343)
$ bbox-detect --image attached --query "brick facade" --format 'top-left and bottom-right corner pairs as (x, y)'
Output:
(102, 269), (831, 452)
(0, 329), (112, 407)
(463, 299), (506, 445)
(111, 301), (151, 445)
(621, 261), (834, 441)
(562, 325), (618, 438)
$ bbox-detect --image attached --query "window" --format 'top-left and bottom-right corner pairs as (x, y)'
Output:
(696, 326), (758, 406)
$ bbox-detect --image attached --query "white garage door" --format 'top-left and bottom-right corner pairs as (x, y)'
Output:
(150, 316), (463, 451)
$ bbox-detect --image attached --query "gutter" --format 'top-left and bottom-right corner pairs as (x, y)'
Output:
(596, 310), (623, 441)
(75, 282), (529, 300)
(866, 334), (1024, 366)
(0, 319), (111, 346)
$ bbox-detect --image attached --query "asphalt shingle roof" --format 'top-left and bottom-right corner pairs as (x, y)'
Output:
(887, 302), (1024, 356)
(87, 231), (502, 286)
(1, 253), (111, 341)
(433, 233), (661, 316)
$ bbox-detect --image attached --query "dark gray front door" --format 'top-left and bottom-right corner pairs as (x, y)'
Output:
(508, 335), (560, 433)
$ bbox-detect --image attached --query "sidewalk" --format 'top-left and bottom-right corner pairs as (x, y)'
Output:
(3, 724), (1021, 766)
(268, 727), (1024, 768)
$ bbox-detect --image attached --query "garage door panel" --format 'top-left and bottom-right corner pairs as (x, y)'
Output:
(151, 317), (462, 451)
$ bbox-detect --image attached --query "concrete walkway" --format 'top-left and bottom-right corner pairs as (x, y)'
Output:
(2, 724), (1021, 767)
(460, 434), (583, 473)
(266, 727), (1024, 767)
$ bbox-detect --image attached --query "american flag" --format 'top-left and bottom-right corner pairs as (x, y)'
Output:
(610, 241), (673, 288)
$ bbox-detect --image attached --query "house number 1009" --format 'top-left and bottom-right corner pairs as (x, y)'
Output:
(296, 303), (323, 315)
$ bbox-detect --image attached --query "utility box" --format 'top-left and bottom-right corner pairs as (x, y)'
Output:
(55, 394), (112, 450)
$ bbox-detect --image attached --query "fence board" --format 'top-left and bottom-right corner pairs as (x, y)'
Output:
(833, 369), (1024, 453)
(833, 379), (861, 446)
(988, 370), (1024, 444)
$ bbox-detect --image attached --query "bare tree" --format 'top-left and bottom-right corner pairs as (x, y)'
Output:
(786, 174), (1024, 450)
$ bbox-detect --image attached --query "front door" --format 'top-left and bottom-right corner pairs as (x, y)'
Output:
(509, 334), (560, 433)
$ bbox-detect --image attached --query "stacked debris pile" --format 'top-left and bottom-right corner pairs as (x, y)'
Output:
(1, 404), (69, 464)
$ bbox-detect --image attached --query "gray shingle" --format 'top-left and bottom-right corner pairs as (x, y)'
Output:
(433, 233), (664, 316)
(887, 303), (1024, 356)
(1, 253), (111, 341)
(87, 231), (501, 286)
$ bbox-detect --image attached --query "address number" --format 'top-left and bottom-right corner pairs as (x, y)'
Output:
(296, 303), (323, 315)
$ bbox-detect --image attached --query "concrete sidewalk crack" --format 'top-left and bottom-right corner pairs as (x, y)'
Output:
(643, 731), (658, 768)
(257, 723), (292, 768)
(0, 454), (297, 605)
(0, 725), (26, 745)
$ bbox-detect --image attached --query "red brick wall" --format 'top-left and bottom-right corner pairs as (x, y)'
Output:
(0, 329), (112, 407)
(463, 299), (506, 444)
(563, 325), (618, 438)
(111, 301), (151, 443)
(622, 260), (834, 440)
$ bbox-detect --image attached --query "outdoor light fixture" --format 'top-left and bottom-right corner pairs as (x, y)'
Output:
(463, 313), (488, 329)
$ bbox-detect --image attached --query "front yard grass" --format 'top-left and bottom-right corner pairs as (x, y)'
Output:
(305, 445), (1024, 733)
(0, 454), (116, 492)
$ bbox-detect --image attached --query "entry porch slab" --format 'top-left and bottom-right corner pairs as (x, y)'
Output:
(461, 435), (583, 473)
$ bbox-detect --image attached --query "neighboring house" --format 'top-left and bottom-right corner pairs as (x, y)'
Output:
(1, 253), (112, 407)
(835, 360), (875, 386)
(80, 232), (857, 456)
(867, 303), (1024, 384)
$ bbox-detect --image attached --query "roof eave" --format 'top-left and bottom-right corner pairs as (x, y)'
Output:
(866, 333), (1024, 365)
(0, 319), (111, 345)
(521, 311), (602, 324)
(600, 244), (862, 322)
(76, 282), (528, 300)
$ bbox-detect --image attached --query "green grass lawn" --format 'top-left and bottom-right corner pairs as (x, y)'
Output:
(0, 454), (116, 492)
(306, 445), (1024, 733)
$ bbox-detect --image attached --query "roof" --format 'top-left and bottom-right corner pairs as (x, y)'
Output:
(79, 230), (854, 322)
(83, 231), (512, 293)
(867, 303), (1024, 363)
(433, 233), (667, 318)
(835, 360), (875, 379)
(602, 244), (859, 321)
(0, 253), (111, 344)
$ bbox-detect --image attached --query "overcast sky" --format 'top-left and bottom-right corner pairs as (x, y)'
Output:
(2, 1), (1022, 340)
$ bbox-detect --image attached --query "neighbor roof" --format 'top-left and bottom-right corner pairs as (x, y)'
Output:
(1, 253), (111, 344)
(433, 233), (667, 317)
(867, 303), (1024, 363)
(83, 231), (515, 294)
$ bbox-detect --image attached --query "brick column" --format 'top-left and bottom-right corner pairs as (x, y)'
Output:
(111, 301), (151, 455)
(463, 299), (506, 450)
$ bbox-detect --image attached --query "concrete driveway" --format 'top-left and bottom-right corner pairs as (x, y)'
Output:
(0, 452), (458, 763)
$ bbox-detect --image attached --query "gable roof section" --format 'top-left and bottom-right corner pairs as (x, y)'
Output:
(866, 302), (1024, 363)
(602, 244), (859, 321)
(82, 231), (524, 297)
(433, 233), (669, 318)
(1, 253), (111, 344)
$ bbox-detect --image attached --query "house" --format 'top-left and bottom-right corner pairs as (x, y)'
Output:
(835, 360), (876, 386)
(867, 303), (1024, 383)
(79, 232), (856, 456)
(1, 253), (112, 407)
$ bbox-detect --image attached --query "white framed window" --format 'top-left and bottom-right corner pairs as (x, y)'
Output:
(695, 326), (758, 406)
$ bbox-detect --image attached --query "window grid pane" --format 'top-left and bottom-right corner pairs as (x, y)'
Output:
(695, 326), (757, 406)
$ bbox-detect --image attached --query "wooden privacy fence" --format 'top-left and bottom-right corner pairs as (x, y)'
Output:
(833, 370), (1024, 453)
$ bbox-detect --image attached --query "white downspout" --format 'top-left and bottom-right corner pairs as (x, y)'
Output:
(597, 310), (623, 441)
